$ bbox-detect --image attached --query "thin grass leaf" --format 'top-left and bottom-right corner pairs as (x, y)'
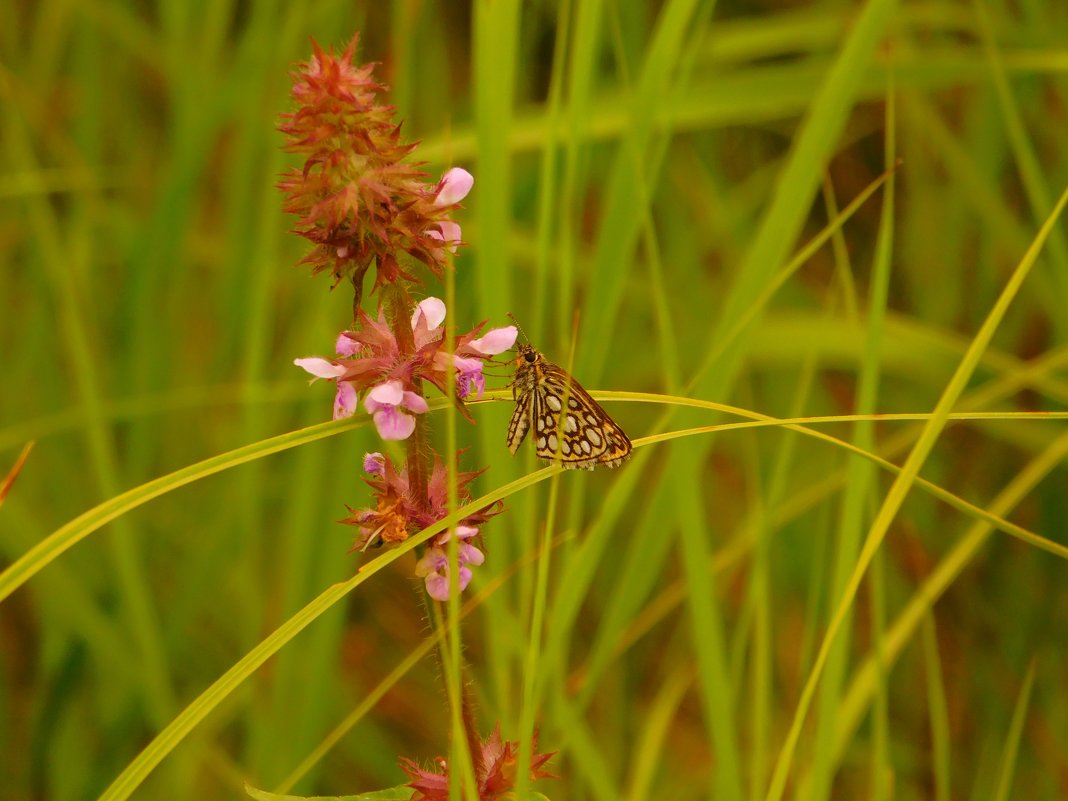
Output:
(922, 614), (952, 801)
(991, 661), (1037, 801)
(766, 180), (1068, 801)
(0, 417), (364, 604)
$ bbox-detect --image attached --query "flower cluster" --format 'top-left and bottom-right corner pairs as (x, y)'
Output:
(344, 452), (501, 600)
(400, 724), (555, 800)
(278, 36), (473, 292)
(280, 34), (559, 800)
(414, 525), (484, 602)
(295, 297), (517, 439)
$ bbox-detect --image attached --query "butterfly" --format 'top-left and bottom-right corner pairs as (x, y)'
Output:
(506, 343), (632, 469)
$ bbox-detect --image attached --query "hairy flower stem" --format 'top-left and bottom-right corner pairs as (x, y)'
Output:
(425, 595), (484, 791)
(460, 673), (484, 779)
(406, 414), (429, 509)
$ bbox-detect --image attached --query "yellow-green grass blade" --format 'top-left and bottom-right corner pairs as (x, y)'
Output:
(0, 417), (364, 605)
(765, 179), (1068, 801)
(830, 430), (1068, 769)
(96, 465), (559, 801)
(922, 613), (953, 801)
(991, 659), (1037, 801)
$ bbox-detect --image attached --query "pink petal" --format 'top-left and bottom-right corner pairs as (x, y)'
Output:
(400, 391), (429, 414)
(333, 383), (358, 419)
(435, 167), (473, 206)
(424, 573), (450, 601)
(438, 525), (478, 544)
(373, 407), (416, 440)
(460, 543), (485, 567)
(429, 220), (462, 253)
(363, 452), (385, 476)
(294, 357), (346, 379)
(415, 548), (446, 577)
(468, 326), (517, 355)
(411, 297), (447, 331)
(453, 355), (483, 373)
(457, 566), (474, 592)
(364, 380), (404, 412)
(335, 332), (360, 356)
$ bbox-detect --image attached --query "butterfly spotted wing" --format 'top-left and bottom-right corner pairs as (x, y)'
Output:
(507, 344), (631, 469)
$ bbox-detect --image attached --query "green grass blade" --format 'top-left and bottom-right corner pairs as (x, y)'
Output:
(766, 179), (1068, 801)
(991, 661), (1037, 801)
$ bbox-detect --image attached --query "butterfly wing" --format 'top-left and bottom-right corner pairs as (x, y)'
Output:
(535, 365), (632, 469)
(506, 385), (533, 454)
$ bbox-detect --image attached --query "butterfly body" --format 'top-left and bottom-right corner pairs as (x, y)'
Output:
(507, 344), (631, 469)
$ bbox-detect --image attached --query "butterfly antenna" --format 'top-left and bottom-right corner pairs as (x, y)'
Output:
(507, 312), (531, 345)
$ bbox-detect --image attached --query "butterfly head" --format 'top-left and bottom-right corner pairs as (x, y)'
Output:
(515, 343), (541, 367)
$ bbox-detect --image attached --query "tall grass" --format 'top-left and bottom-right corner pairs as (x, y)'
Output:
(2, 1), (1067, 800)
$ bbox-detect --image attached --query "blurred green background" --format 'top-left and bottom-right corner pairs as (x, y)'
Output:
(3, 1), (1068, 799)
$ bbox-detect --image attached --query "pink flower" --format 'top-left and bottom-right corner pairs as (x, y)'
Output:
(400, 722), (556, 800)
(411, 296), (447, 348)
(333, 384), (358, 419)
(415, 525), (485, 601)
(439, 524), (485, 564)
(342, 452), (502, 551)
(279, 39), (468, 285)
(294, 357), (358, 419)
(434, 168), (473, 207)
(411, 296), (447, 330)
(363, 380), (429, 440)
(427, 220), (463, 253)
(453, 355), (486, 399)
(363, 452), (385, 477)
(335, 331), (361, 357)
(446, 324), (516, 399)
(296, 310), (516, 422)
(426, 169), (472, 253)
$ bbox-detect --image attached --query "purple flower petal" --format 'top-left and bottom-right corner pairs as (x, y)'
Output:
(373, 407), (417, 440)
(411, 297), (447, 331)
(460, 372), (484, 400)
(424, 573), (450, 601)
(452, 356), (485, 399)
(457, 566), (474, 592)
(435, 167), (474, 206)
(416, 540), (480, 601)
(453, 355), (483, 373)
(294, 357), (346, 379)
(363, 452), (385, 476)
(335, 332), (360, 356)
(334, 382), (358, 419)
(459, 543), (485, 567)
